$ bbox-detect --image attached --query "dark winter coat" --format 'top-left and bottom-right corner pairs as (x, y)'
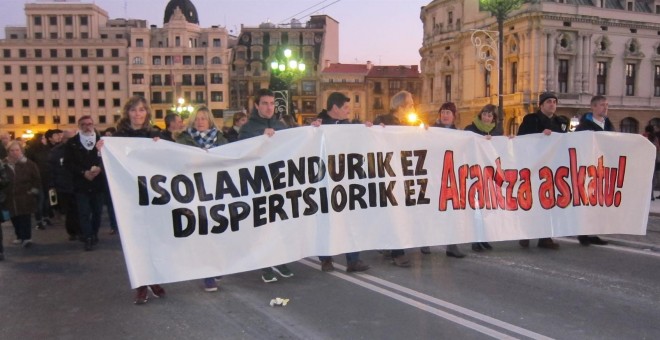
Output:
(574, 113), (615, 132)
(373, 112), (401, 126)
(238, 109), (288, 140)
(25, 142), (52, 188)
(317, 109), (351, 125)
(114, 127), (160, 139)
(3, 157), (40, 217)
(223, 127), (240, 143)
(432, 122), (457, 129)
(517, 110), (569, 136)
(48, 143), (74, 194)
(63, 134), (106, 194)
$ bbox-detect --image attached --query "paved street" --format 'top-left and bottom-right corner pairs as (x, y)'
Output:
(1, 207), (660, 339)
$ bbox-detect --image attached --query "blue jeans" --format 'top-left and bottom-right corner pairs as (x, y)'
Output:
(319, 252), (360, 264)
(76, 192), (104, 240)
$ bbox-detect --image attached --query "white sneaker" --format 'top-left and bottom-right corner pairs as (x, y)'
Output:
(22, 239), (33, 248)
(12, 239), (22, 244)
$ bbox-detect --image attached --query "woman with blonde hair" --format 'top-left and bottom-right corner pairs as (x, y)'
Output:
(176, 106), (227, 292)
(176, 106), (228, 149)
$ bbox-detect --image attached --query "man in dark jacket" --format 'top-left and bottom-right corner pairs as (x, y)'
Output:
(49, 130), (80, 241)
(238, 89), (293, 283)
(573, 95), (612, 246)
(315, 92), (370, 273)
(517, 91), (567, 250)
(63, 116), (105, 251)
(159, 113), (183, 142)
(238, 89), (288, 141)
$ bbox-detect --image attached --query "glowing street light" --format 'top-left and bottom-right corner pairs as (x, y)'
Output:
(171, 97), (194, 118)
(269, 47), (306, 119)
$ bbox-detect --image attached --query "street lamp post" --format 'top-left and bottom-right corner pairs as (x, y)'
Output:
(269, 47), (306, 120)
(171, 97), (194, 119)
(478, 0), (524, 128)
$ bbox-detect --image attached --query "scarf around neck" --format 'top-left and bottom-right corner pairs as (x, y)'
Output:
(473, 117), (495, 134)
(79, 132), (97, 151)
(189, 127), (218, 149)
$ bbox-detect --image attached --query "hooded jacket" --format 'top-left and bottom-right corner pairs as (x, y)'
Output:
(574, 112), (614, 132)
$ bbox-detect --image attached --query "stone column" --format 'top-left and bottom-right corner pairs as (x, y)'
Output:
(575, 34), (583, 93)
(546, 31), (555, 92)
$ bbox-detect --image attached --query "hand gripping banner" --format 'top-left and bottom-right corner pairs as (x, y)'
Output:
(101, 126), (654, 287)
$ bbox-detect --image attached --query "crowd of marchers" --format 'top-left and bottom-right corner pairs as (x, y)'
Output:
(0, 88), (657, 305)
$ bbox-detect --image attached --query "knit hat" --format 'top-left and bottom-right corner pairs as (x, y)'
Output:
(439, 102), (457, 116)
(538, 92), (558, 105)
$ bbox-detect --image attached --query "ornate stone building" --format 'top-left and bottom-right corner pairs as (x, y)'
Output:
(420, 0), (660, 133)
(0, 0), (233, 137)
(229, 15), (339, 123)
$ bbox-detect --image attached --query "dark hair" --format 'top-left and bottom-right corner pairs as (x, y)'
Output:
(45, 129), (63, 139)
(590, 95), (607, 106)
(439, 102), (457, 115)
(164, 113), (180, 129)
(103, 127), (117, 136)
(478, 104), (498, 121)
(232, 112), (248, 126)
(116, 96), (152, 131)
(326, 92), (350, 111)
(254, 88), (274, 105)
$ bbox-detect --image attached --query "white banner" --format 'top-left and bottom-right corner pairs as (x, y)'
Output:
(101, 126), (654, 287)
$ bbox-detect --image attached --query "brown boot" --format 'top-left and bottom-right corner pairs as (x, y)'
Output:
(537, 238), (559, 250)
(320, 259), (335, 272)
(346, 260), (370, 273)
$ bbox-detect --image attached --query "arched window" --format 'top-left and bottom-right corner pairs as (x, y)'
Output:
(133, 57), (143, 65)
(211, 57), (221, 64)
(620, 117), (639, 133)
(649, 117), (660, 129)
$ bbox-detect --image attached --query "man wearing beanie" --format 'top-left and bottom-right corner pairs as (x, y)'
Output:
(517, 91), (568, 250)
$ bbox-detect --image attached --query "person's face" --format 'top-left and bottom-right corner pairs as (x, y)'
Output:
(591, 99), (608, 118)
(540, 98), (557, 116)
(8, 144), (22, 160)
(78, 119), (95, 134)
(255, 95), (275, 119)
(48, 133), (63, 145)
(480, 110), (494, 124)
(129, 103), (148, 128)
(331, 102), (350, 120)
(440, 110), (455, 126)
(171, 116), (184, 132)
(194, 112), (211, 132)
(235, 117), (247, 128)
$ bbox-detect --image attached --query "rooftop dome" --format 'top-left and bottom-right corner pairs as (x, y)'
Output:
(164, 0), (199, 25)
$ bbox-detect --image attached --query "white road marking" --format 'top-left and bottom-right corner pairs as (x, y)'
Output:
(299, 258), (553, 340)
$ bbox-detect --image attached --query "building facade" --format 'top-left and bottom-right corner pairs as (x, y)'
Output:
(420, 0), (660, 133)
(365, 65), (422, 123)
(229, 15), (339, 123)
(319, 62), (370, 122)
(0, 0), (233, 138)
